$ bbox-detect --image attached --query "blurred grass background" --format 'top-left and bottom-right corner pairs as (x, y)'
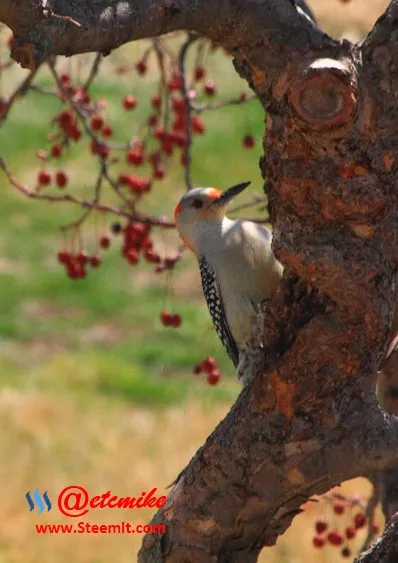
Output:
(0, 1), (389, 561)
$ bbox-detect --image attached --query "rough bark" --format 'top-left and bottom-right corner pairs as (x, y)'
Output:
(377, 309), (398, 518)
(2, 1), (398, 562)
(356, 514), (398, 563)
(1, 0), (321, 70)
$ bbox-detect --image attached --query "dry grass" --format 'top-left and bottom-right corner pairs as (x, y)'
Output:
(0, 389), (383, 563)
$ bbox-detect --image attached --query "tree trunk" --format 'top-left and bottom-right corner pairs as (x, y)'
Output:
(377, 309), (398, 519)
(2, 1), (398, 562)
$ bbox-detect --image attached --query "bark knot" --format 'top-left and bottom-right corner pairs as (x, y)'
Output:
(289, 58), (357, 131)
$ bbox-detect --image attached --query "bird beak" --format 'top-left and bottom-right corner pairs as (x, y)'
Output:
(212, 181), (251, 206)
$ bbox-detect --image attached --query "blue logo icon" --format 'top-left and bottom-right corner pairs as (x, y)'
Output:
(26, 489), (52, 514)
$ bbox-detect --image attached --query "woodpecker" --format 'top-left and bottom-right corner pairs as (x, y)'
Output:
(174, 182), (283, 384)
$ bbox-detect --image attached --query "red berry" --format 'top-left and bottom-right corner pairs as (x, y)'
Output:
(91, 115), (103, 130)
(193, 364), (203, 375)
(90, 140), (109, 159)
(345, 526), (356, 540)
(168, 73), (182, 91)
(204, 79), (216, 96)
(148, 114), (159, 127)
(315, 521), (328, 535)
(57, 251), (70, 264)
(130, 176), (151, 194)
(327, 531), (343, 546)
(51, 144), (62, 158)
(160, 311), (172, 327)
(372, 523), (380, 535)
(90, 255), (101, 268)
(55, 170), (68, 188)
(38, 170), (51, 186)
(136, 60), (147, 75)
(66, 123), (82, 141)
(341, 547), (351, 558)
(118, 172), (130, 185)
(333, 502), (345, 515)
(141, 237), (153, 252)
(207, 369), (220, 386)
(202, 357), (216, 373)
(126, 148), (144, 166)
(57, 109), (73, 126)
(172, 97), (186, 114)
(312, 536), (325, 548)
(191, 115), (205, 134)
(67, 262), (86, 280)
(75, 252), (88, 265)
(102, 124), (113, 137)
(123, 95), (137, 110)
(144, 250), (160, 264)
(170, 131), (187, 148)
(153, 165), (165, 180)
(161, 136), (174, 155)
(74, 87), (90, 106)
(0, 99), (8, 120)
(243, 134), (255, 148)
(154, 126), (166, 141)
(151, 94), (161, 109)
(194, 65), (205, 81)
(125, 249), (139, 265)
(60, 73), (70, 84)
(99, 236), (111, 249)
(170, 314), (182, 328)
(148, 152), (161, 167)
(354, 513), (366, 529)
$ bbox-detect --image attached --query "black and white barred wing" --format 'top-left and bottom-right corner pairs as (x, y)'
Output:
(198, 257), (239, 367)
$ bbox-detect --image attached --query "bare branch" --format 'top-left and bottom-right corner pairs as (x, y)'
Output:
(1, 0), (331, 99)
(178, 32), (198, 191)
(0, 158), (175, 228)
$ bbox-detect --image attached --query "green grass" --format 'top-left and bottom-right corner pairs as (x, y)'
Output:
(0, 39), (266, 406)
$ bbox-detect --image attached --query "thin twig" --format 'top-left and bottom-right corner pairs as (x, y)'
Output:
(83, 53), (102, 91)
(229, 194), (267, 214)
(0, 66), (39, 124)
(153, 38), (170, 133)
(60, 161), (105, 231)
(191, 92), (257, 113)
(0, 157), (175, 228)
(178, 32), (199, 190)
(42, 2), (82, 28)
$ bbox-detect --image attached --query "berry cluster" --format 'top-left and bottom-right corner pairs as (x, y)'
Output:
(1, 34), (260, 285)
(37, 168), (68, 188)
(193, 356), (220, 385)
(1, 34), (259, 387)
(312, 493), (381, 559)
(56, 220), (182, 280)
(160, 311), (182, 328)
(57, 250), (101, 279)
(112, 221), (180, 273)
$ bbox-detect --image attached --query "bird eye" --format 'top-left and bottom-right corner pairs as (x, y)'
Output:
(193, 199), (204, 209)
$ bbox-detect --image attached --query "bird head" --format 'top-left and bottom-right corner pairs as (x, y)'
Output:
(174, 181), (250, 253)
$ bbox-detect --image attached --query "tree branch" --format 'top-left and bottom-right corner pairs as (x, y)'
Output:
(3, 1), (398, 562)
(356, 515), (398, 563)
(1, 0), (329, 84)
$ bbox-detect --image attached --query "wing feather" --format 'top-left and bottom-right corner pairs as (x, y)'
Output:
(199, 257), (239, 367)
